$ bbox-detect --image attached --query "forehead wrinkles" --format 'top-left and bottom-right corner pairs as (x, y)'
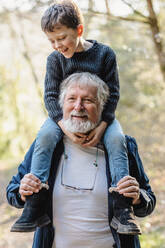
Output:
(67, 83), (97, 97)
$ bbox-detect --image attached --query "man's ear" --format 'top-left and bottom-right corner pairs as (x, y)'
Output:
(77, 24), (83, 37)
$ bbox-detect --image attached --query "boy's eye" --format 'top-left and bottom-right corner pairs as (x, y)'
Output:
(58, 36), (66, 41)
(50, 40), (55, 44)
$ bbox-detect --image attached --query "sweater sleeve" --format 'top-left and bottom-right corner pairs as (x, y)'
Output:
(101, 49), (120, 124)
(126, 136), (156, 217)
(6, 142), (35, 209)
(44, 53), (63, 123)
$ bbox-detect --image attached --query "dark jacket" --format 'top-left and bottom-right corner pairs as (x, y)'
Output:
(6, 135), (156, 248)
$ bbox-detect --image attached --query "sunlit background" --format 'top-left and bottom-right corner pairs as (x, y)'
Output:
(0, 0), (165, 247)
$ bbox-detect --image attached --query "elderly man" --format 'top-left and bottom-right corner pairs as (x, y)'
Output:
(7, 72), (156, 248)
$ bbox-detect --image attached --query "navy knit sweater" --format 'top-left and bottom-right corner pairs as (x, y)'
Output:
(44, 40), (120, 124)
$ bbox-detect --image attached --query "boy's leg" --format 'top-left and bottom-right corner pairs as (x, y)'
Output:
(103, 119), (129, 187)
(31, 117), (63, 182)
(103, 119), (141, 235)
(11, 118), (63, 232)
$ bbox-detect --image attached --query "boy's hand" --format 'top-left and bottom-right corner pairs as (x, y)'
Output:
(82, 121), (107, 147)
(64, 129), (88, 145)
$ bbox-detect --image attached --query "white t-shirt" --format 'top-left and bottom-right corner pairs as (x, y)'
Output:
(52, 136), (114, 248)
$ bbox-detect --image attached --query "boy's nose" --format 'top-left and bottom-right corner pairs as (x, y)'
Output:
(55, 41), (62, 49)
(53, 41), (62, 50)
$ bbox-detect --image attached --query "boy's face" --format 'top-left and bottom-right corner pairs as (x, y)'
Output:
(45, 24), (83, 58)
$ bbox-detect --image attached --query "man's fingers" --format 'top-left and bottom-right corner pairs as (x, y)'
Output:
(118, 180), (139, 190)
(122, 192), (139, 199)
(21, 173), (41, 187)
(20, 183), (39, 193)
(19, 189), (33, 196)
(24, 173), (41, 184)
(19, 173), (41, 201)
(119, 185), (139, 194)
(117, 176), (139, 190)
(117, 176), (134, 185)
(21, 178), (41, 189)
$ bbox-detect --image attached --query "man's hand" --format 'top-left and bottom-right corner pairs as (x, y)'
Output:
(82, 121), (107, 147)
(116, 176), (141, 205)
(19, 173), (41, 202)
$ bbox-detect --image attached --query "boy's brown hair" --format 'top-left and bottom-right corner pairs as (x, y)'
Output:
(41, 0), (84, 32)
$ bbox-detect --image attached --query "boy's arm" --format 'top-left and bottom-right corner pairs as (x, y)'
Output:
(127, 136), (156, 217)
(102, 48), (120, 125)
(44, 53), (63, 123)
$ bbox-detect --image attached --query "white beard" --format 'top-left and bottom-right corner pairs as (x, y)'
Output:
(62, 108), (100, 134)
(62, 118), (98, 133)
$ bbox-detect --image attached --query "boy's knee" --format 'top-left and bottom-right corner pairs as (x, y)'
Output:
(105, 132), (126, 149)
(112, 132), (125, 144)
(36, 129), (55, 147)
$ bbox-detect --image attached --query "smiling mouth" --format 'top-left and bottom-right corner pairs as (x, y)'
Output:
(59, 48), (68, 53)
(71, 115), (88, 120)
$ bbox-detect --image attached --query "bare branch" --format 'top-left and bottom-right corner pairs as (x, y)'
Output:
(83, 8), (150, 24)
(121, 0), (149, 20)
(84, 0), (95, 37)
(105, 0), (111, 15)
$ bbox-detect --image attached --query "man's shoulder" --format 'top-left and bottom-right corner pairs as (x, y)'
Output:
(125, 135), (146, 178)
(125, 135), (139, 160)
(125, 135), (137, 146)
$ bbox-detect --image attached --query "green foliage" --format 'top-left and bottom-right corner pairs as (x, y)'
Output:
(140, 232), (165, 248)
(0, 66), (39, 159)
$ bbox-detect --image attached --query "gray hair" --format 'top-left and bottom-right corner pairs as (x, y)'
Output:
(59, 72), (109, 113)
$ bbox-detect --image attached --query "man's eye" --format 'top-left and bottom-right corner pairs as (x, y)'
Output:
(68, 97), (75, 101)
(84, 99), (92, 103)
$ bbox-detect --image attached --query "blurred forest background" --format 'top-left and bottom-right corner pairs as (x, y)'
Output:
(0, 0), (165, 247)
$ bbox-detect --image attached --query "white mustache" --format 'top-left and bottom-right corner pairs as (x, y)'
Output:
(70, 110), (88, 118)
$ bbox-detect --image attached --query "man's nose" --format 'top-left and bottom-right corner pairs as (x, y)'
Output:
(74, 99), (84, 111)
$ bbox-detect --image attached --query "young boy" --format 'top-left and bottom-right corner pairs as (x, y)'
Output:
(11, 0), (141, 235)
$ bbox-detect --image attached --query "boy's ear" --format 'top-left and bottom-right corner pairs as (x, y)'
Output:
(77, 24), (83, 37)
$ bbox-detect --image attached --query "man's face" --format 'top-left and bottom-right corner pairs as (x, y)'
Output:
(45, 24), (83, 59)
(63, 84), (100, 133)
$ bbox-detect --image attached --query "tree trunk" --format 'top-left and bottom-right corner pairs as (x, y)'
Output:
(84, 0), (95, 38)
(147, 0), (165, 81)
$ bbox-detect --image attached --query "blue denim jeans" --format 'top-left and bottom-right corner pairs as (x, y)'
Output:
(103, 119), (129, 187)
(31, 118), (63, 182)
(31, 118), (129, 185)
